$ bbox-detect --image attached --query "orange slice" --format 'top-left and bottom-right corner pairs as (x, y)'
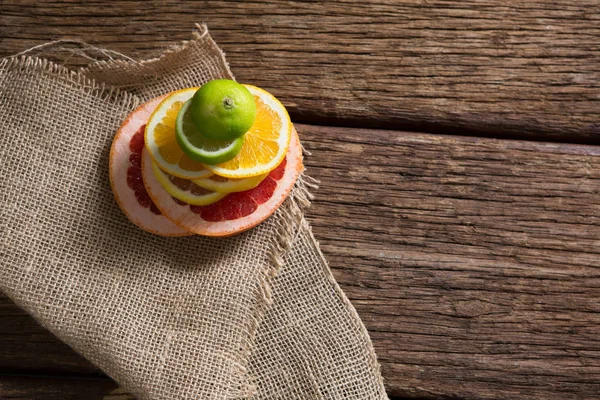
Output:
(205, 85), (292, 179)
(144, 88), (212, 180)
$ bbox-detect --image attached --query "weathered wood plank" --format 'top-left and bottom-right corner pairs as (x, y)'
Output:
(0, 375), (409, 400)
(2, 124), (600, 399)
(1, 0), (599, 141)
(300, 125), (600, 399)
(0, 377), (413, 400)
(0, 298), (99, 375)
(0, 375), (121, 400)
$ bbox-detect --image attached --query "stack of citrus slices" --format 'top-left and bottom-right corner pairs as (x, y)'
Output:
(109, 81), (302, 237)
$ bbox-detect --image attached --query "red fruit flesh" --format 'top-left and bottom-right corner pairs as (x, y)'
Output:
(188, 156), (286, 222)
(127, 126), (162, 215)
(109, 94), (190, 237)
(141, 128), (302, 237)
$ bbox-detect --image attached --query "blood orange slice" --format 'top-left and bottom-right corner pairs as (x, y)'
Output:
(109, 96), (190, 237)
(142, 129), (303, 237)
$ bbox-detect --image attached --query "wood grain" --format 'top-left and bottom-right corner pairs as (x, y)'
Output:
(301, 125), (600, 399)
(2, 124), (600, 399)
(1, 0), (599, 142)
(0, 297), (99, 375)
(0, 375), (120, 400)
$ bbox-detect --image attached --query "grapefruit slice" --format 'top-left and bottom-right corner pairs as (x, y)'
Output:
(109, 96), (190, 237)
(142, 129), (303, 237)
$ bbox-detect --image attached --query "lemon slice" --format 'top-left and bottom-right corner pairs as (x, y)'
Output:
(205, 85), (292, 179)
(145, 88), (212, 180)
(150, 160), (225, 206)
(192, 173), (268, 194)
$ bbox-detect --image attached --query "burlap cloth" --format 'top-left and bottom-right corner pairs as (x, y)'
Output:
(0, 25), (388, 400)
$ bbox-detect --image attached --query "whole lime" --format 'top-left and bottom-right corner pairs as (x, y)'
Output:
(190, 79), (257, 140)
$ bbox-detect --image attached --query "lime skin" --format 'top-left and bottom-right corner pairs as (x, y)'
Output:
(190, 79), (257, 140)
(176, 99), (244, 165)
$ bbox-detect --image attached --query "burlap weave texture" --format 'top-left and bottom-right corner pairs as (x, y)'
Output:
(0, 25), (388, 400)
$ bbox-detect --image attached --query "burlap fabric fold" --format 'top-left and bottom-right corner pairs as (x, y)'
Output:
(0, 25), (388, 399)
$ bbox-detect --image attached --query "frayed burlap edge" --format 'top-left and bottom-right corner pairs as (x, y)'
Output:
(0, 56), (140, 109)
(80, 24), (235, 92)
(2, 38), (321, 398)
(302, 217), (387, 393)
(239, 173), (319, 397)
(81, 25), (229, 72)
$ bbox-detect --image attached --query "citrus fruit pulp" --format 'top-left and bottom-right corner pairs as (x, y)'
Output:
(142, 128), (302, 237)
(192, 173), (267, 194)
(204, 84), (293, 179)
(190, 79), (257, 140)
(144, 87), (213, 179)
(150, 161), (226, 206)
(109, 96), (190, 237)
(175, 99), (244, 165)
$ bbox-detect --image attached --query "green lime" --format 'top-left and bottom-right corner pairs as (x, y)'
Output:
(190, 79), (256, 140)
(176, 99), (244, 165)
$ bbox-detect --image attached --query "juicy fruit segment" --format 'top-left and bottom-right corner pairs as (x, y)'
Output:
(205, 85), (292, 179)
(191, 158), (286, 222)
(192, 173), (267, 194)
(190, 79), (257, 140)
(109, 96), (190, 237)
(145, 88), (212, 179)
(128, 127), (161, 215)
(175, 99), (244, 165)
(150, 158), (226, 206)
(142, 130), (303, 237)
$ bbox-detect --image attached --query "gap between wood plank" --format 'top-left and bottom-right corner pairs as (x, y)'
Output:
(287, 117), (600, 147)
(1, 0), (599, 144)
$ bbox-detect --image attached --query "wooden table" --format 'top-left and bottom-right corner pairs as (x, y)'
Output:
(1, 1), (599, 399)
